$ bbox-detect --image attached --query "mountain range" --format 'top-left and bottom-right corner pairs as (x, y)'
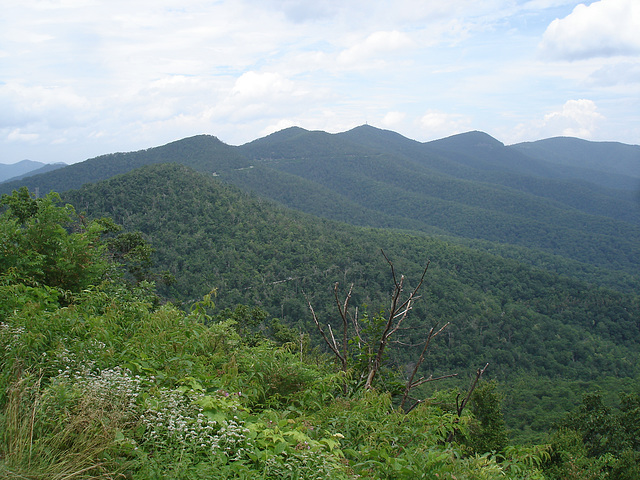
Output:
(2, 126), (639, 289)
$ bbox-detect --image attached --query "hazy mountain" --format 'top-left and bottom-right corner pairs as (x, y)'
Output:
(339, 126), (639, 222)
(512, 137), (640, 178)
(1, 162), (67, 185)
(0, 160), (47, 183)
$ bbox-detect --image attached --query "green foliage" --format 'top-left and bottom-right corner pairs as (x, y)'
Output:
(464, 381), (509, 454)
(0, 251), (554, 480)
(105, 230), (154, 282)
(2, 180), (638, 478)
(544, 391), (640, 479)
(1, 188), (109, 292)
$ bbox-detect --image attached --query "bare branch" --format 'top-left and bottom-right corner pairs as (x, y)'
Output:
(306, 297), (344, 364)
(352, 306), (362, 349)
(400, 321), (452, 410)
(410, 373), (458, 389)
(365, 253), (431, 390)
(328, 324), (339, 354)
(446, 363), (490, 443)
(334, 282), (353, 372)
(457, 363), (489, 416)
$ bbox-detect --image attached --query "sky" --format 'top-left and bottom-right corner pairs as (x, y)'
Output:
(1, 0), (639, 165)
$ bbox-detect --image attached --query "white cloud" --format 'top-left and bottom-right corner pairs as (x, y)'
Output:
(7, 129), (40, 142)
(231, 71), (298, 100)
(382, 111), (406, 127)
(536, 99), (605, 139)
(419, 110), (472, 138)
(0, 83), (93, 129)
(539, 0), (640, 60)
(337, 30), (414, 68)
(2, 0), (640, 163)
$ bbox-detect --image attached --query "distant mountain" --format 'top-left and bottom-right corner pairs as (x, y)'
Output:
(512, 136), (640, 177)
(511, 137), (640, 191)
(0, 134), (248, 195)
(233, 125), (640, 281)
(1, 162), (67, 185)
(0, 160), (53, 183)
(339, 126), (639, 222)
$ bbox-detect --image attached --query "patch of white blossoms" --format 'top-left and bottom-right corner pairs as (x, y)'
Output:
(141, 388), (251, 458)
(53, 365), (142, 418)
(0, 322), (25, 351)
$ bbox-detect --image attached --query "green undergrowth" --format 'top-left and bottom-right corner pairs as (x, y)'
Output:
(1, 277), (553, 479)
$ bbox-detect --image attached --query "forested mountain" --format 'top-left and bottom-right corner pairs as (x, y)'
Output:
(3, 125), (638, 290)
(0, 134), (248, 195)
(62, 163), (640, 441)
(233, 126), (640, 283)
(511, 136), (640, 191)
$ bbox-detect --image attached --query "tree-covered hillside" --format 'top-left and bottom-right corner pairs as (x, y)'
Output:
(511, 136), (640, 191)
(9, 186), (640, 479)
(232, 126), (640, 280)
(62, 163), (640, 442)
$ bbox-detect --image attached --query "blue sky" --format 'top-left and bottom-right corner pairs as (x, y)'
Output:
(1, 0), (639, 164)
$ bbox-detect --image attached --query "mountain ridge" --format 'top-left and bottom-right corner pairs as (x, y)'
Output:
(2, 125), (638, 290)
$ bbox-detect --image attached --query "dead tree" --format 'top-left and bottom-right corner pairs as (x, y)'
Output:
(308, 250), (457, 402)
(307, 283), (353, 395)
(363, 250), (429, 389)
(399, 322), (456, 411)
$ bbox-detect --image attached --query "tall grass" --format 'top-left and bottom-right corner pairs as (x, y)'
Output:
(0, 368), (139, 480)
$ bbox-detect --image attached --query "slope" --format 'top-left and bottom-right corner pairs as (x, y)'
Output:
(234, 127), (640, 279)
(62, 163), (640, 440)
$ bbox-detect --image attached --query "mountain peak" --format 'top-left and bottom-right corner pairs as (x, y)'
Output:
(429, 130), (504, 150)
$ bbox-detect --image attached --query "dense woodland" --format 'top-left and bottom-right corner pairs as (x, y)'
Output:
(1, 126), (639, 478)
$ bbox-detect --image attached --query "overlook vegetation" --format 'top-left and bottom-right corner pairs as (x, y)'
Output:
(1, 126), (639, 478)
(2, 186), (640, 479)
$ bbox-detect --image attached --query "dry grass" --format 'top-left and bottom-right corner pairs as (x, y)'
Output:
(1, 370), (138, 480)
